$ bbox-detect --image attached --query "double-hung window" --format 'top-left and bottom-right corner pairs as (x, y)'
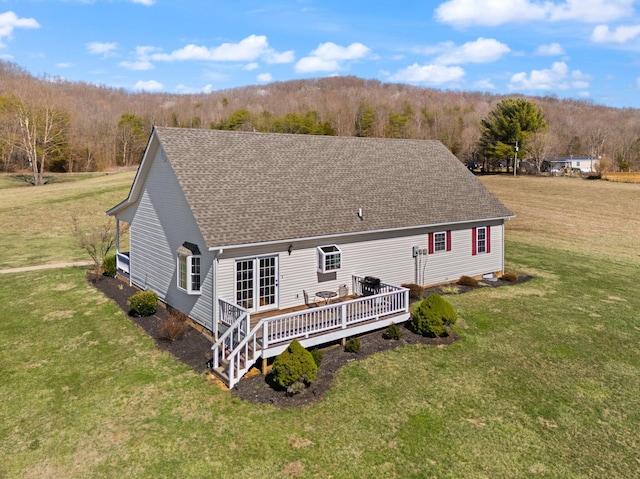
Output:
(317, 245), (342, 273)
(428, 231), (451, 254)
(472, 226), (491, 255)
(177, 242), (202, 294)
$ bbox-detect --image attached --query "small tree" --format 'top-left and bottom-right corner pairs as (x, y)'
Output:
(411, 292), (457, 337)
(72, 216), (116, 282)
(271, 339), (317, 390)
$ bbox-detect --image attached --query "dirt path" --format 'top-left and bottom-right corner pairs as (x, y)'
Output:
(0, 261), (93, 274)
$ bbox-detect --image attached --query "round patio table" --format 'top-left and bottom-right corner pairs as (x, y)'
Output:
(316, 290), (337, 304)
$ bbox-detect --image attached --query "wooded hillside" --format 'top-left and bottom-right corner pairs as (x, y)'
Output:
(1, 59), (639, 177)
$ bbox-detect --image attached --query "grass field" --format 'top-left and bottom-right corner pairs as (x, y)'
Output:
(0, 172), (135, 270)
(1, 173), (639, 478)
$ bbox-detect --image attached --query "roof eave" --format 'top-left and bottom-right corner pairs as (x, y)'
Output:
(105, 127), (159, 217)
(207, 214), (515, 252)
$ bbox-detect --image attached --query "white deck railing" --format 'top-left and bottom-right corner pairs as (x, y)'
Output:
(116, 251), (130, 274)
(211, 276), (409, 388)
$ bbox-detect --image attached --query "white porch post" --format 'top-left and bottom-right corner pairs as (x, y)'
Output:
(114, 219), (120, 253)
(213, 253), (219, 340)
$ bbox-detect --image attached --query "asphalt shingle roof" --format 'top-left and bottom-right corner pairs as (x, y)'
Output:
(153, 126), (513, 248)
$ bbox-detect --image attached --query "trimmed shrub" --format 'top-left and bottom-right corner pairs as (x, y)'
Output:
(310, 348), (323, 367)
(383, 323), (403, 340)
(159, 309), (188, 340)
(401, 283), (424, 300)
(411, 292), (457, 337)
(271, 339), (317, 389)
(103, 254), (117, 277)
(344, 337), (361, 353)
(503, 271), (519, 283)
(128, 290), (158, 317)
(457, 275), (478, 287)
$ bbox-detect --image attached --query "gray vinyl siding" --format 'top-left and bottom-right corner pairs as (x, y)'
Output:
(128, 147), (214, 330)
(216, 221), (505, 312)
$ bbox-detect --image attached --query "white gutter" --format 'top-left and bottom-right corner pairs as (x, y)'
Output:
(207, 215), (515, 252)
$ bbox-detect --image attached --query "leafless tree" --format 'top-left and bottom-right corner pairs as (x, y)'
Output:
(71, 215), (116, 282)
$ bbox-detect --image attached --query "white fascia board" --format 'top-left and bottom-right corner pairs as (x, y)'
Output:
(106, 130), (160, 217)
(207, 215), (515, 252)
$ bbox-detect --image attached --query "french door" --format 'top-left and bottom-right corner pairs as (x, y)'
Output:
(235, 255), (279, 312)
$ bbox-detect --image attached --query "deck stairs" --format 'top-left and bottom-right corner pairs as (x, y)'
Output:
(210, 277), (410, 388)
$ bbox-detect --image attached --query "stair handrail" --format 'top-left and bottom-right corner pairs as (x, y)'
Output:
(211, 309), (250, 370)
(224, 317), (268, 388)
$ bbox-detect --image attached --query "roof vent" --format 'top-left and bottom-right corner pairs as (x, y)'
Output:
(357, 208), (363, 220)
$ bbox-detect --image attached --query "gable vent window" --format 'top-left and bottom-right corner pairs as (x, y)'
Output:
(317, 245), (342, 273)
(177, 242), (202, 295)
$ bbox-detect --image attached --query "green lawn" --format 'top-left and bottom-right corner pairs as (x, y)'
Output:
(1, 174), (638, 478)
(0, 172), (135, 269)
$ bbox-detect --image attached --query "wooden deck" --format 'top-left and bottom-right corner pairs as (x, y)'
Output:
(249, 294), (359, 327)
(212, 279), (411, 388)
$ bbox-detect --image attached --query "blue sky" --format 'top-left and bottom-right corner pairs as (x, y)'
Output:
(2, 0), (640, 108)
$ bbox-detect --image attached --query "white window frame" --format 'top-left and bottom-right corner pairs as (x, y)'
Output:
(433, 231), (447, 252)
(317, 245), (342, 273)
(177, 253), (202, 295)
(476, 227), (487, 254)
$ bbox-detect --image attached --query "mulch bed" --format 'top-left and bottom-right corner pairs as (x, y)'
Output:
(91, 273), (530, 408)
(91, 274), (213, 374)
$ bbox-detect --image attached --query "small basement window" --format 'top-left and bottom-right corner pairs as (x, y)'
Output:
(317, 245), (342, 273)
(177, 242), (202, 295)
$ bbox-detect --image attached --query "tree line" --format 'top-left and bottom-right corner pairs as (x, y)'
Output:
(0, 60), (638, 185)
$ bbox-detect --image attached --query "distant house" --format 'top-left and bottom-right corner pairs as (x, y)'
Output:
(107, 127), (514, 387)
(547, 156), (599, 173)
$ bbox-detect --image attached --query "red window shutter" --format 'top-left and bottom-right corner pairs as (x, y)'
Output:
(472, 227), (477, 256)
(428, 233), (434, 254)
(446, 230), (452, 252)
(486, 226), (491, 253)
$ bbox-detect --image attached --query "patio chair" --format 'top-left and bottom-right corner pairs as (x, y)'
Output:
(338, 284), (349, 298)
(303, 290), (318, 308)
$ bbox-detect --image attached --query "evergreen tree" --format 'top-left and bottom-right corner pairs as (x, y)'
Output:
(479, 98), (547, 172)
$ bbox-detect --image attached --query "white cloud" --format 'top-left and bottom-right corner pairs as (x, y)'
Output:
(175, 83), (214, 94)
(435, 0), (547, 27)
(257, 73), (273, 82)
(508, 61), (589, 91)
(435, 0), (633, 27)
(535, 43), (565, 56)
(131, 0), (156, 5)
(244, 62), (259, 71)
(389, 63), (465, 84)
(435, 37), (510, 65)
(134, 79), (163, 91)
(0, 11), (39, 47)
(56, 62), (73, 68)
(295, 42), (371, 73)
(474, 78), (496, 90)
(87, 41), (118, 56)
(263, 49), (295, 64)
(120, 45), (158, 69)
(571, 69), (591, 89)
(150, 35), (293, 64)
(548, 0), (634, 23)
(119, 60), (154, 71)
(591, 24), (640, 44)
